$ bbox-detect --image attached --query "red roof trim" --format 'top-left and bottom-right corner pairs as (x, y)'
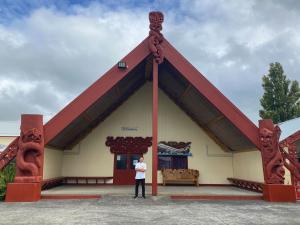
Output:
(280, 130), (300, 145)
(44, 38), (151, 144)
(163, 40), (260, 149)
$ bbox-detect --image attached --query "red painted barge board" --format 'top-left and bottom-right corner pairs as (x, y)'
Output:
(41, 195), (101, 200)
(170, 195), (263, 201)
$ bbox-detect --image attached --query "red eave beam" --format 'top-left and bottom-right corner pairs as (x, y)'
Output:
(280, 130), (300, 145)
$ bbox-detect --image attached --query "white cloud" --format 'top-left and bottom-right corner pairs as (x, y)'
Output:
(0, 25), (26, 48)
(0, 78), (36, 97)
(0, 1), (299, 125)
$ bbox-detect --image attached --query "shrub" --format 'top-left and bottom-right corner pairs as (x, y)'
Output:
(0, 162), (16, 200)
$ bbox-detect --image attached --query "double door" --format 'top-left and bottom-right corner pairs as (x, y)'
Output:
(113, 153), (142, 185)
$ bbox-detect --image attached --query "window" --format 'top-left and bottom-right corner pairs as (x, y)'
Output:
(158, 156), (188, 170)
(116, 154), (127, 170)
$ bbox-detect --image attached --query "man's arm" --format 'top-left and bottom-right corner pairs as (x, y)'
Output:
(135, 164), (146, 172)
(137, 164), (146, 172)
(135, 164), (143, 172)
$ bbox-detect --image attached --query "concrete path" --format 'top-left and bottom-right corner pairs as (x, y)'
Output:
(0, 195), (299, 225)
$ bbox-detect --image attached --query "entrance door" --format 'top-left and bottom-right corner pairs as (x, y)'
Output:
(113, 153), (142, 185)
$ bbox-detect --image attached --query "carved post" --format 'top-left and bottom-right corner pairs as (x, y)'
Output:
(279, 131), (300, 201)
(259, 119), (285, 184)
(259, 119), (296, 202)
(148, 11), (164, 196)
(287, 142), (297, 185)
(148, 11), (164, 64)
(6, 114), (44, 202)
(280, 140), (300, 186)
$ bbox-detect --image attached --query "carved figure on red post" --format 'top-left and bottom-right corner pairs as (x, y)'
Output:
(259, 121), (285, 184)
(148, 11), (164, 64)
(5, 114), (44, 202)
(14, 126), (44, 183)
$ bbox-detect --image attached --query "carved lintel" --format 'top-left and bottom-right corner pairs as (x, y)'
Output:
(0, 138), (19, 171)
(105, 136), (152, 154)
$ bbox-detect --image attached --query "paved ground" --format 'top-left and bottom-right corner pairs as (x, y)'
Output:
(0, 196), (300, 225)
(42, 185), (261, 196)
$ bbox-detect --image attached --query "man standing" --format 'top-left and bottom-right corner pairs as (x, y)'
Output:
(134, 156), (146, 199)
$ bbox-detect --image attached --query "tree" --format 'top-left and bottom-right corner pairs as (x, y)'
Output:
(259, 62), (300, 123)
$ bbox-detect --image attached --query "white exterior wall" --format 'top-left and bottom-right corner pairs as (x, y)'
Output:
(43, 147), (63, 179)
(232, 150), (264, 182)
(157, 84), (233, 184)
(56, 83), (235, 184)
(232, 149), (292, 184)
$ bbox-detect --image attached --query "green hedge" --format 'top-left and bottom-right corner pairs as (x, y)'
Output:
(0, 162), (16, 200)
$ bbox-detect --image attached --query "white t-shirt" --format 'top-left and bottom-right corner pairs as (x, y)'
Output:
(135, 162), (147, 179)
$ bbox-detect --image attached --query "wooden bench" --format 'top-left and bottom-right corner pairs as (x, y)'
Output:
(63, 176), (113, 185)
(162, 169), (199, 186)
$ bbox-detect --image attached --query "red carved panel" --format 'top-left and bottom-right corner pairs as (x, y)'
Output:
(41, 177), (64, 190)
(280, 140), (300, 184)
(259, 119), (285, 184)
(0, 138), (19, 170)
(14, 115), (44, 183)
(105, 136), (152, 154)
(227, 178), (263, 193)
(148, 11), (164, 64)
(279, 128), (300, 200)
(281, 130), (300, 145)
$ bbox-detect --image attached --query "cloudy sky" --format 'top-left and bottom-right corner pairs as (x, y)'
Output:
(0, 0), (299, 127)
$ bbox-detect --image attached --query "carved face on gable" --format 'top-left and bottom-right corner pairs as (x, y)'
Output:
(149, 11), (164, 32)
(259, 128), (273, 149)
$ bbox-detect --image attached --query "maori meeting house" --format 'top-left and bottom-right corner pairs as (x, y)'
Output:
(1, 11), (300, 203)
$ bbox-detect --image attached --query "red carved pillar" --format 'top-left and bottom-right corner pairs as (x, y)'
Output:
(6, 114), (44, 202)
(148, 11), (164, 196)
(152, 59), (158, 196)
(259, 119), (296, 202)
(287, 143), (298, 186)
(279, 131), (300, 200)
